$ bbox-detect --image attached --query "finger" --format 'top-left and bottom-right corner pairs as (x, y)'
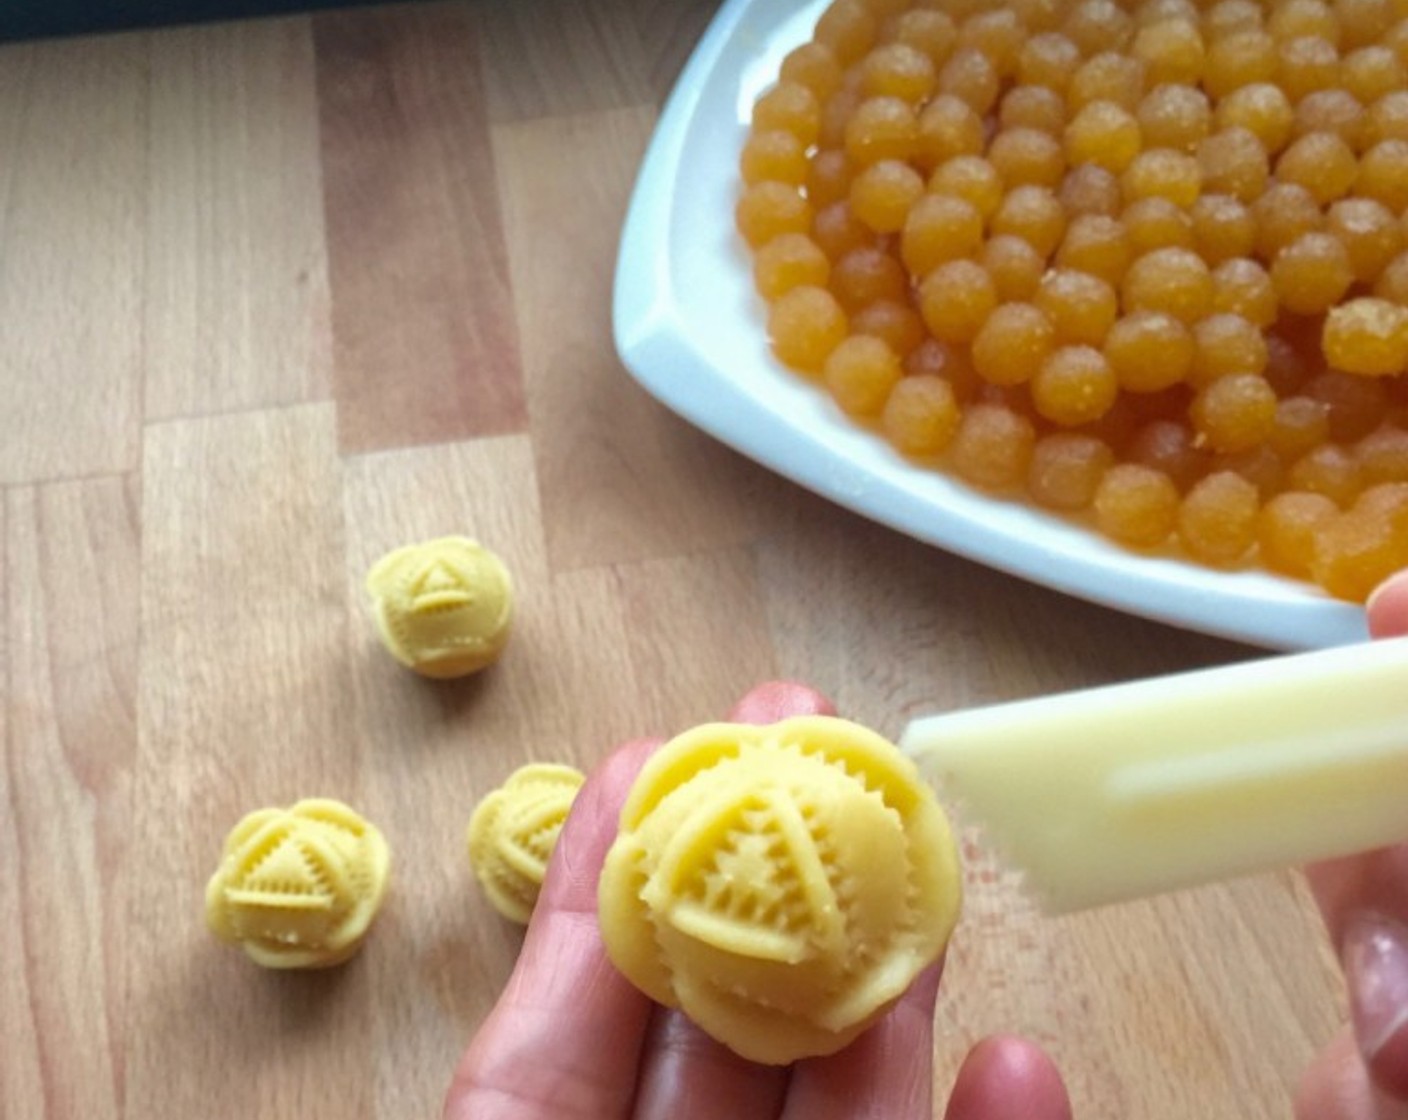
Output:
(778, 962), (942, 1120)
(444, 738), (661, 1120)
(630, 1006), (789, 1120)
(1307, 572), (1408, 1106)
(940, 1035), (1073, 1120)
(1306, 849), (1408, 1104)
(727, 680), (838, 724)
(1296, 1026), (1408, 1120)
(1368, 572), (1408, 639)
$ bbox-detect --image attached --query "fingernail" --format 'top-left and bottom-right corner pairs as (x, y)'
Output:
(1345, 914), (1408, 1061)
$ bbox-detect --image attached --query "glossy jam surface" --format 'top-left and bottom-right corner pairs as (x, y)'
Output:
(744, 0), (1408, 601)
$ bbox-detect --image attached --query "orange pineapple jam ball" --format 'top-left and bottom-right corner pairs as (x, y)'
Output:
(743, 0), (1408, 601)
(1095, 463), (1180, 546)
(825, 335), (904, 414)
(971, 302), (1056, 385)
(1028, 432), (1116, 509)
(882, 374), (962, 455)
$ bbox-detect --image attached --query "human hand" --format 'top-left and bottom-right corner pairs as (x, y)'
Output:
(1297, 571), (1408, 1120)
(444, 681), (1072, 1120)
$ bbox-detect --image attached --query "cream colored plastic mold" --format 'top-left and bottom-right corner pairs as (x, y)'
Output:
(598, 716), (961, 1064)
(205, 799), (391, 969)
(366, 536), (514, 678)
(468, 763), (585, 924)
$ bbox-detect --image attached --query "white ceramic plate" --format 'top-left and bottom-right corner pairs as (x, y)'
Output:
(611, 0), (1370, 651)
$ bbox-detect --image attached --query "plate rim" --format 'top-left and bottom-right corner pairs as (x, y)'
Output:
(612, 0), (1371, 652)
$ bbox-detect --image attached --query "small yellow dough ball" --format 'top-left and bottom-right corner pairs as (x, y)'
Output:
(366, 536), (514, 679)
(467, 763), (585, 924)
(598, 716), (961, 1066)
(205, 799), (391, 969)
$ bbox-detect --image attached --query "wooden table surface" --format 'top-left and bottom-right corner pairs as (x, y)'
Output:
(0, 2), (1352, 1117)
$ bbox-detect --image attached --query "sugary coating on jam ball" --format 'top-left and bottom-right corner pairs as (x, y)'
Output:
(1358, 425), (1408, 485)
(769, 285), (849, 373)
(1177, 470), (1260, 564)
(1036, 268), (1121, 346)
(1196, 126), (1270, 201)
(1033, 345), (1120, 425)
(206, 799), (390, 969)
(1061, 163), (1124, 217)
(1138, 83), (1212, 150)
(1190, 371), (1278, 452)
(824, 335), (905, 415)
(754, 233), (831, 301)
(1028, 432), (1116, 509)
(1128, 418), (1209, 490)
(1312, 484), (1408, 601)
(928, 155), (1005, 219)
(1210, 257), (1278, 327)
(1323, 299), (1408, 376)
(1105, 310), (1194, 392)
(988, 126), (1067, 187)
(882, 374), (962, 455)
(1065, 100), (1143, 172)
(741, 0), (1408, 601)
(741, 130), (809, 186)
(1001, 84), (1070, 134)
(1190, 312), (1269, 387)
(1190, 194), (1257, 265)
(1057, 214), (1133, 284)
(1121, 247), (1213, 323)
(1327, 198), (1404, 282)
(919, 258), (997, 343)
(902, 193), (984, 274)
(1260, 490), (1340, 577)
(1094, 463), (1181, 547)
(1271, 232), (1355, 315)
(737, 182), (813, 250)
(850, 158), (927, 231)
(1069, 52), (1147, 112)
(972, 302), (1056, 385)
(1292, 89), (1368, 149)
(468, 764), (585, 925)
(846, 96), (921, 164)
(597, 717), (962, 1065)
(831, 246), (908, 310)
(1214, 83), (1295, 151)
(1122, 196), (1196, 254)
(981, 234), (1047, 301)
(753, 82), (823, 147)
(950, 402), (1037, 489)
(852, 299), (926, 357)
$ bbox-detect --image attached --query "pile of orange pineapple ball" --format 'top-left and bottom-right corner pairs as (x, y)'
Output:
(738, 0), (1408, 602)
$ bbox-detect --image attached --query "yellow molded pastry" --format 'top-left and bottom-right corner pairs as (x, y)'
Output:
(468, 763), (585, 924)
(598, 716), (962, 1065)
(205, 798), (391, 969)
(365, 536), (514, 679)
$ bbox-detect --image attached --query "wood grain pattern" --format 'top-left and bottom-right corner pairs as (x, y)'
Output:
(315, 3), (525, 453)
(2, 478), (140, 1119)
(0, 37), (145, 485)
(129, 405), (372, 1118)
(342, 438), (552, 1116)
(0, 2), (1361, 1117)
(494, 106), (795, 572)
(144, 19), (333, 421)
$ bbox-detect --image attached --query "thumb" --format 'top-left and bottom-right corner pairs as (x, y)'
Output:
(1301, 569), (1408, 1105)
